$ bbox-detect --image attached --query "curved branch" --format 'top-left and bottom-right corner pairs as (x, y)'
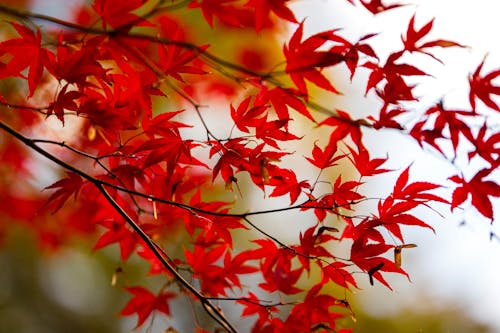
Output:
(98, 184), (238, 333)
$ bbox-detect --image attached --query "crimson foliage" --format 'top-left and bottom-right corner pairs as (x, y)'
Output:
(0, 1), (498, 332)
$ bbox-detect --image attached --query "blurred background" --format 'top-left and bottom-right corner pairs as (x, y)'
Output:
(0, 0), (499, 332)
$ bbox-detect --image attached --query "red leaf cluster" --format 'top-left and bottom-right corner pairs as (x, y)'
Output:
(0, 0), (497, 332)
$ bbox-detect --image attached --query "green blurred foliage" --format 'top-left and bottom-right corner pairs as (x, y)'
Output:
(0, 227), (123, 333)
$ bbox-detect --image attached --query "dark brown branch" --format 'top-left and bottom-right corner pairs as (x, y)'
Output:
(97, 184), (238, 333)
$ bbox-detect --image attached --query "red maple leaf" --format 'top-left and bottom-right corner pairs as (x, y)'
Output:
(43, 172), (84, 213)
(184, 235), (242, 296)
(47, 84), (82, 124)
(294, 224), (337, 271)
(467, 122), (500, 166)
(469, 58), (500, 112)
(230, 96), (268, 133)
(321, 261), (357, 289)
(363, 51), (427, 100)
(157, 16), (207, 82)
(51, 36), (109, 85)
(0, 22), (53, 96)
(247, 239), (303, 294)
(410, 102), (475, 157)
(93, 218), (140, 260)
(317, 109), (363, 147)
(285, 284), (345, 332)
(346, 144), (391, 177)
(120, 286), (176, 327)
(284, 22), (344, 96)
(92, 0), (149, 29)
(269, 168), (310, 204)
(238, 292), (278, 329)
(254, 83), (313, 122)
(354, 0), (406, 14)
(391, 166), (447, 204)
(246, 0), (298, 31)
(367, 105), (405, 129)
(350, 238), (407, 289)
(402, 15), (463, 58)
(305, 141), (344, 170)
(188, 0), (252, 28)
(449, 168), (500, 220)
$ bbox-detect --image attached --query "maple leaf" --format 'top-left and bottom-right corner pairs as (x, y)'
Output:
(93, 218), (140, 260)
(47, 84), (82, 124)
(402, 15), (463, 58)
(305, 140), (344, 170)
(92, 0), (149, 29)
(269, 168), (310, 204)
(238, 292), (279, 328)
(112, 67), (164, 123)
(410, 102), (476, 157)
(137, 245), (169, 275)
(350, 241), (408, 289)
(469, 58), (500, 112)
(294, 224), (337, 271)
(285, 284), (344, 332)
(0, 22), (53, 96)
(449, 168), (500, 220)
(467, 122), (500, 166)
(317, 109), (363, 147)
(409, 120), (444, 155)
(188, 0), (252, 28)
(305, 176), (364, 221)
(52, 36), (109, 85)
(246, 0), (298, 31)
(330, 175), (364, 208)
(143, 109), (191, 137)
(184, 191), (246, 246)
(357, 0), (406, 14)
(284, 22), (345, 96)
(120, 286), (176, 327)
(184, 236), (237, 296)
(247, 239), (303, 294)
(346, 144), (391, 177)
(157, 17), (208, 82)
(366, 166), (448, 241)
(321, 261), (357, 289)
(43, 172), (84, 213)
(254, 118), (300, 149)
(363, 51), (427, 100)
(391, 166), (447, 204)
(254, 84), (313, 122)
(230, 96), (268, 133)
(367, 105), (405, 130)
(259, 255), (303, 294)
(336, 33), (378, 80)
(210, 138), (247, 183)
(133, 133), (206, 179)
